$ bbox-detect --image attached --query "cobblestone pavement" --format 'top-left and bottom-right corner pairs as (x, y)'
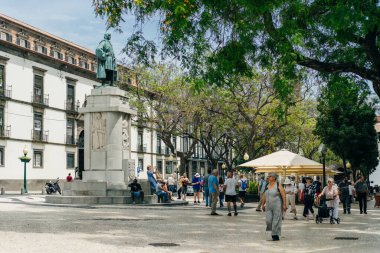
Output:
(0, 195), (379, 253)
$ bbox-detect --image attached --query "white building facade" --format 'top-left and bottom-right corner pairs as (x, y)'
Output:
(0, 13), (210, 191)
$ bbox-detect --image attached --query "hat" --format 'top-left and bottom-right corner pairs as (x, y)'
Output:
(283, 178), (291, 185)
(268, 172), (278, 180)
(305, 176), (312, 180)
(195, 173), (200, 178)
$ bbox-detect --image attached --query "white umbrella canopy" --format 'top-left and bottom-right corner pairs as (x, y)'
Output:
(238, 149), (341, 177)
(239, 149), (322, 169)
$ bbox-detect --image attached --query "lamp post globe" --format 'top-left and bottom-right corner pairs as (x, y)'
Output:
(23, 147), (28, 156)
(243, 152), (249, 161)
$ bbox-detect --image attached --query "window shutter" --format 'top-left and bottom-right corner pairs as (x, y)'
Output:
(65, 55), (68, 62)
(6, 34), (12, 42)
(26, 41), (30, 49)
(58, 53), (63, 60)
(43, 47), (47, 54)
(50, 48), (54, 57)
(73, 59), (77, 65)
(16, 38), (20, 45)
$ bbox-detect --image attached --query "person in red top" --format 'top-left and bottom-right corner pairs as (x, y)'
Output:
(66, 173), (73, 182)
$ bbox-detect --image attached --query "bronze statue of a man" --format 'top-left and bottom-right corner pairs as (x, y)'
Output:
(96, 33), (118, 86)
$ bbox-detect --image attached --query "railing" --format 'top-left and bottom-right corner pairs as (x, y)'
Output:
(31, 129), (49, 142)
(0, 125), (11, 138)
(31, 93), (49, 106)
(0, 85), (12, 99)
(64, 100), (80, 112)
(65, 135), (76, 145)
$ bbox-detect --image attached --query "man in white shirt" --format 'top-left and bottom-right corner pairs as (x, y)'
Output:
(283, 177), (298, 220)
(224, 171), (238, 216)
(167, 174), (176, 193)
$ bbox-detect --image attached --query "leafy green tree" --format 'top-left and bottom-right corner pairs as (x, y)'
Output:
(94, 0), (380, 98)
(315, 76), (378, 176)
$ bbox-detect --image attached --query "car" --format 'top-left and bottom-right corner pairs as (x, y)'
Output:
(186, 185), (194, 196)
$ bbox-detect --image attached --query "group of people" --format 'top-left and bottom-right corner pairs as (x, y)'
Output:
(131, 165), (372, 242)
(258, 173), (370, 241)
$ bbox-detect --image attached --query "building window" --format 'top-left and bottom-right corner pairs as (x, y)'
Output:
(0, 147), (4, 166)
(79, 60), (89, 69)
(172, 136), (177, 151)
(33, 112), (43, 141)
(66, 119), (75, 144)
(138, 159), (144, 173)
(137, 128), (143, 152)
(0, 32), (12, 42)
(33, 75), (43, 104)
(65, 55), (76, 65)
(157, 160), (163, 175)
(156, 133), (161, 154)
(0, 64), (4, 95)
(50, 49), (63, 60)
(66, 83), (75, 111)
(16, 38), (30, 48)
(35, 45), (47, 54)
(165, 161), (172, 174)
(66, 153), (75, 169)
(33, 150), (43, 168)
(0, 107), (4, 136)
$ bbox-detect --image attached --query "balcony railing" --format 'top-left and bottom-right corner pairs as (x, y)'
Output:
(64, 100), (80, 112)
(0, 85), (12, 99)
(65, 135), (76, 145)
(31, 93), (49, 106)
(0, 125), (11, 138)
(31, 129), (49, 142)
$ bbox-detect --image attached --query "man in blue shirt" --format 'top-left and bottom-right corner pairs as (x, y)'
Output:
(147, 165), (157, 194)
(208, 169), (220, 215)
(192, 173), (202, 204)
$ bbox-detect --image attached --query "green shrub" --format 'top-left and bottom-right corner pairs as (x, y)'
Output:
(247, 181), (258, 195)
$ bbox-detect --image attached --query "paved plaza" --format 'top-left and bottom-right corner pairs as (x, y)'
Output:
(0, 195), (379, 253)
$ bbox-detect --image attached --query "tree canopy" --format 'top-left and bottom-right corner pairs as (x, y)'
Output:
(315, 76), (379, 177)
(94, 0), (380, 98)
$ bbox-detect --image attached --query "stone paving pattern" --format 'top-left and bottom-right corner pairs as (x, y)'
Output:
(0, 195), (379, 253)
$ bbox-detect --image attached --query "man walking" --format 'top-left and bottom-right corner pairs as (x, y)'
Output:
(208, 169), (220, 215)
(339, 176), (351, 214)
(283, 178), (298, 220)
(203, 169), (212, 207)
(256, 175), (267, 211)
(238, 174), (248, 208)
(224, 171), (238, 216)
(355, 176), (368, 214)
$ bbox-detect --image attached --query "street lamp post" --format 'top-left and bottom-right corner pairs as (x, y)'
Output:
(318, 144), (327, 188)
(222, 163), (227, 179)
(346, 162), (351, 178)
(19, 146), (31, 193)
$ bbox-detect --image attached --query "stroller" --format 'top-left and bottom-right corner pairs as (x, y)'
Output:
(315, 197), (340, 224)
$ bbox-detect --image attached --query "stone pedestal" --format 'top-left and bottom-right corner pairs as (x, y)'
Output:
(79, 86), (136, 190)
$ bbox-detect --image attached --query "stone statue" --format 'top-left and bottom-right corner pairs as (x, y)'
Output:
(96, 33), (118, 86)
(92, 112), (106, 150)
(122, 118), (129, 151)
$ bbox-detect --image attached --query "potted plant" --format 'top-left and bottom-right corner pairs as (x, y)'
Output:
(245, 181), (260, 202)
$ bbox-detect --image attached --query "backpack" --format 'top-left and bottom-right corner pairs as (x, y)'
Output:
(241, 179), (247, 191)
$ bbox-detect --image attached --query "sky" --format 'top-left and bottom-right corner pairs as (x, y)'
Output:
(0, 0), (159, 59)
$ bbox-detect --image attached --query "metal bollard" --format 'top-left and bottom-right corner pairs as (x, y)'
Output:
(21, 188), (24, 195)
(42, 188), (44, 195)
(1, 187), (4, 195)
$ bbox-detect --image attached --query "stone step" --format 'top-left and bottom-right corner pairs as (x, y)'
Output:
(45, 195), (158, 205)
